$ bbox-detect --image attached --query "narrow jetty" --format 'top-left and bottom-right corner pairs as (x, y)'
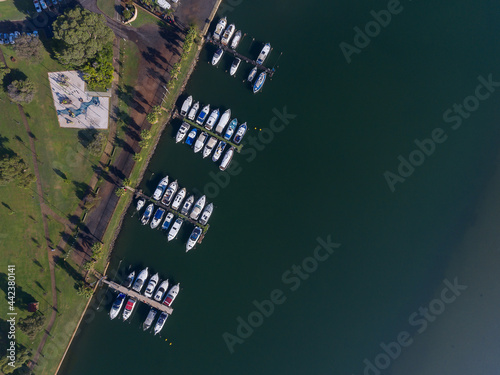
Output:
(207, 36), (275, 77)
(175, 115), (243, 153)
(101, 278), (174, 314)
(135, 190), (210, 237)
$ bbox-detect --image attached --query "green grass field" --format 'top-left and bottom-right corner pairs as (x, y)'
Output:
(96, 0), (116, 20)
(0, 0), (33, 21)
(129, 6), (160, 28)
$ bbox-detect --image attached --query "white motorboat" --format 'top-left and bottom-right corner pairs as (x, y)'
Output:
(154, 279), (169, 302)
(176, 122), (190, 143)
(213, 17), (227, 41)
(220, 147), (235, 171)
(212, 141), (226, 162)
(230, 58), (241, 76)
(203, 137), (218, 158)
(110, 293), (126, 320)
(186, 226), (202, 252)
(230, 30), (242, 49)
(180, 195), (194, 216)
(215, 109), (231, 134)
(124, 270), (135, 288)
(253, 72), (267, 93)
(141, 204), (154, 225)
(168, 218), (183, 241)
(153, 312), (169, 335)
(224, 118), (237, 141)
(171, 187), (186, 211)
(161, 180), (178, 206)
(180, 96), (192, 117)
(221, 24), (235, 45)
(152, 176), (169, 200)
(233, 122), (247, 144)
(163, 283), (180, 307)
(189, 195), (206, 220)
(188, 101), (199, 121)
(247, 66), (257, 82)
(196, 104), (210, 125)
(132, 267), (148, 292)
(198, 202), (213, 225)
(205, 109), (220, 131)
(256, 43), (271, 65)
(144, 273), (159, 298)
(143, 308), (157, 331)
(122, 297), (136, 321)
(194, 132), (208, 153)
(212, 48), (224, 65)
(161, 212), (175, 230)
(150, 207), (165, 229)
(136, 199), (145, 211)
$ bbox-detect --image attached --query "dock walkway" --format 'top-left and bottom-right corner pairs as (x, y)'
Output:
(102, 279), (174, 314)
(180, 117), (243, 153)
(207, 37), (275, 77)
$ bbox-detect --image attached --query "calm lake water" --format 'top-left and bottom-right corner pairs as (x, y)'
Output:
(60, 0), (500, 374)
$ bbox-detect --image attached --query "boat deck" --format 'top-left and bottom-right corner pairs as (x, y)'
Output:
(176, 115), (243, 153)
(101, 278), (174, 314)
(207, 36), (276, 77)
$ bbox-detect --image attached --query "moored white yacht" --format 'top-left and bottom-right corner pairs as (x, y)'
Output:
(161, 212), (175, 230)
(203, 137), (218, 158)
(196, 104), (210, 125)
(187, 101), (199, 121)
(154, 279), (169, 301)
(150, 207), (165, 229)
(186, 226), (202, 252)
(161, 180), (178, 206)
(152, 176), (169, 200)
(194, 132), (208, 153)
(180, 195), (194, 216)
(198, 203), (213, 225)
(205, 109), (219, 130)
(168, 218), (183, 241)
(256, 43), (271, 65)
(110, 293), (126, 320)
(154, 312), (169, 335)
(224, 118), (238, 141)
(171, 188), (186, 211)
(176, 122), (190, 143)
(136, 199), (145, 211)
(212, 48), (224, 65)
(230, 30), (242, 49)
(213, 17), (227, 41)
(253, 72), (267, 93)
(144, 273), (159, 298)
(180, 95), (192, 117)
(132, 267), (148, 292)
(122, 297), (136, 321)
(189, 195), (206, 220)
(230, 58), (241, 76)
(215, 109), (231, 134)
(143, 308), (157, 331)
(247, 66), (257, 82)
(163, 283), (180, 307)
(212, 141), (226, 162)
(125, 270), (135, 288)
(221, 24), (235, 45)
(141, 204), (154, 225)
(220, 147), (235, 171)
(233, 122), (247, 144)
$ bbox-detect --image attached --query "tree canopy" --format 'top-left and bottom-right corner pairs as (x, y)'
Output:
(52, 7), (115, 67)
(0, 154), (36, 188)
(82, 43), (114, 90)
(13, 35), (43, 61)
(7, 78), (36, 104)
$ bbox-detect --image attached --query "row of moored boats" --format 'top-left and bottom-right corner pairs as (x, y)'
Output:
(178, 95), (248, 170)
(137, 176), (213, 252)
(212, 17), (270, 93)
(110, 267), (180, 335)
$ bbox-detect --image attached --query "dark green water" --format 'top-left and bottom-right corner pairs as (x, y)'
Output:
(60, 0), (500, 374)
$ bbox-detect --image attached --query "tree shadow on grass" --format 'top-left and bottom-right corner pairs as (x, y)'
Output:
(53, 256), (84, 284)
(53, 168), (67, 180)
(78, 128), (98, 148)
(2, 68), (28, 91)
(0, 273), (36, 312)
(72, 181), (91, 200)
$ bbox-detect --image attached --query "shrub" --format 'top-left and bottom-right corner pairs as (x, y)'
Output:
(7, 78), (36, 104)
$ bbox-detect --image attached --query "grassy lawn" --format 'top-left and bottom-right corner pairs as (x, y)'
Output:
(0, 42), (106, 372)
(96, 0), (116, 20)
(0, 0), (33, 21)
(129, 6), (160, 28)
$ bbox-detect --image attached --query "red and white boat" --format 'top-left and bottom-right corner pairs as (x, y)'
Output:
(163, 283), (180, 307)
(122, 297), (136, 321)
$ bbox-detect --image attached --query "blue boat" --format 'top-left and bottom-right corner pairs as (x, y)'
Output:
(150, 207), (165, 229)
(247, 66), (257, 82)
(186, 128), (198, 146)
(196, 104), (210, 125)
(224, 119), (238, 141)
(233, 122), (247, 144)
(161, 212), (175, 230)
(253, 72), (267, 94)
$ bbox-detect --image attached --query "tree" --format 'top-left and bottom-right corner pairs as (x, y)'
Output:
(122, 8), (132, 21)
(18, 313), (46, 340)
(13, 35), (43, 61)
(7, 78), (36, 104)
(0, 63), (11, 81)
(77, 282), (94, 298)
(82, 43), (114, 90)
(52, 7), (115, 67)
(132, 153), (142, 162)
(140, 129), (151, 140)
(0, 154), (36, 188)
(0, 346), (30, 374)
(91, 242), (104, 260)
(115, 187), (126, 197)
(87, 132), (107, 156)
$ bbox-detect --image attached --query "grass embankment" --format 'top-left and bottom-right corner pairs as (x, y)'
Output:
(129, 6), (160, 28)
(0, 0), (32, 21)
(96, 0), (116, 19)
(0, 44), (105, 373)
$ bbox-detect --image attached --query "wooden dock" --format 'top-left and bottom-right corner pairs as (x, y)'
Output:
(134, 190), (210, 237)
(101, 278), (174, 314)
(206, 37), (275, 77)
(180, 117), (243, 153)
